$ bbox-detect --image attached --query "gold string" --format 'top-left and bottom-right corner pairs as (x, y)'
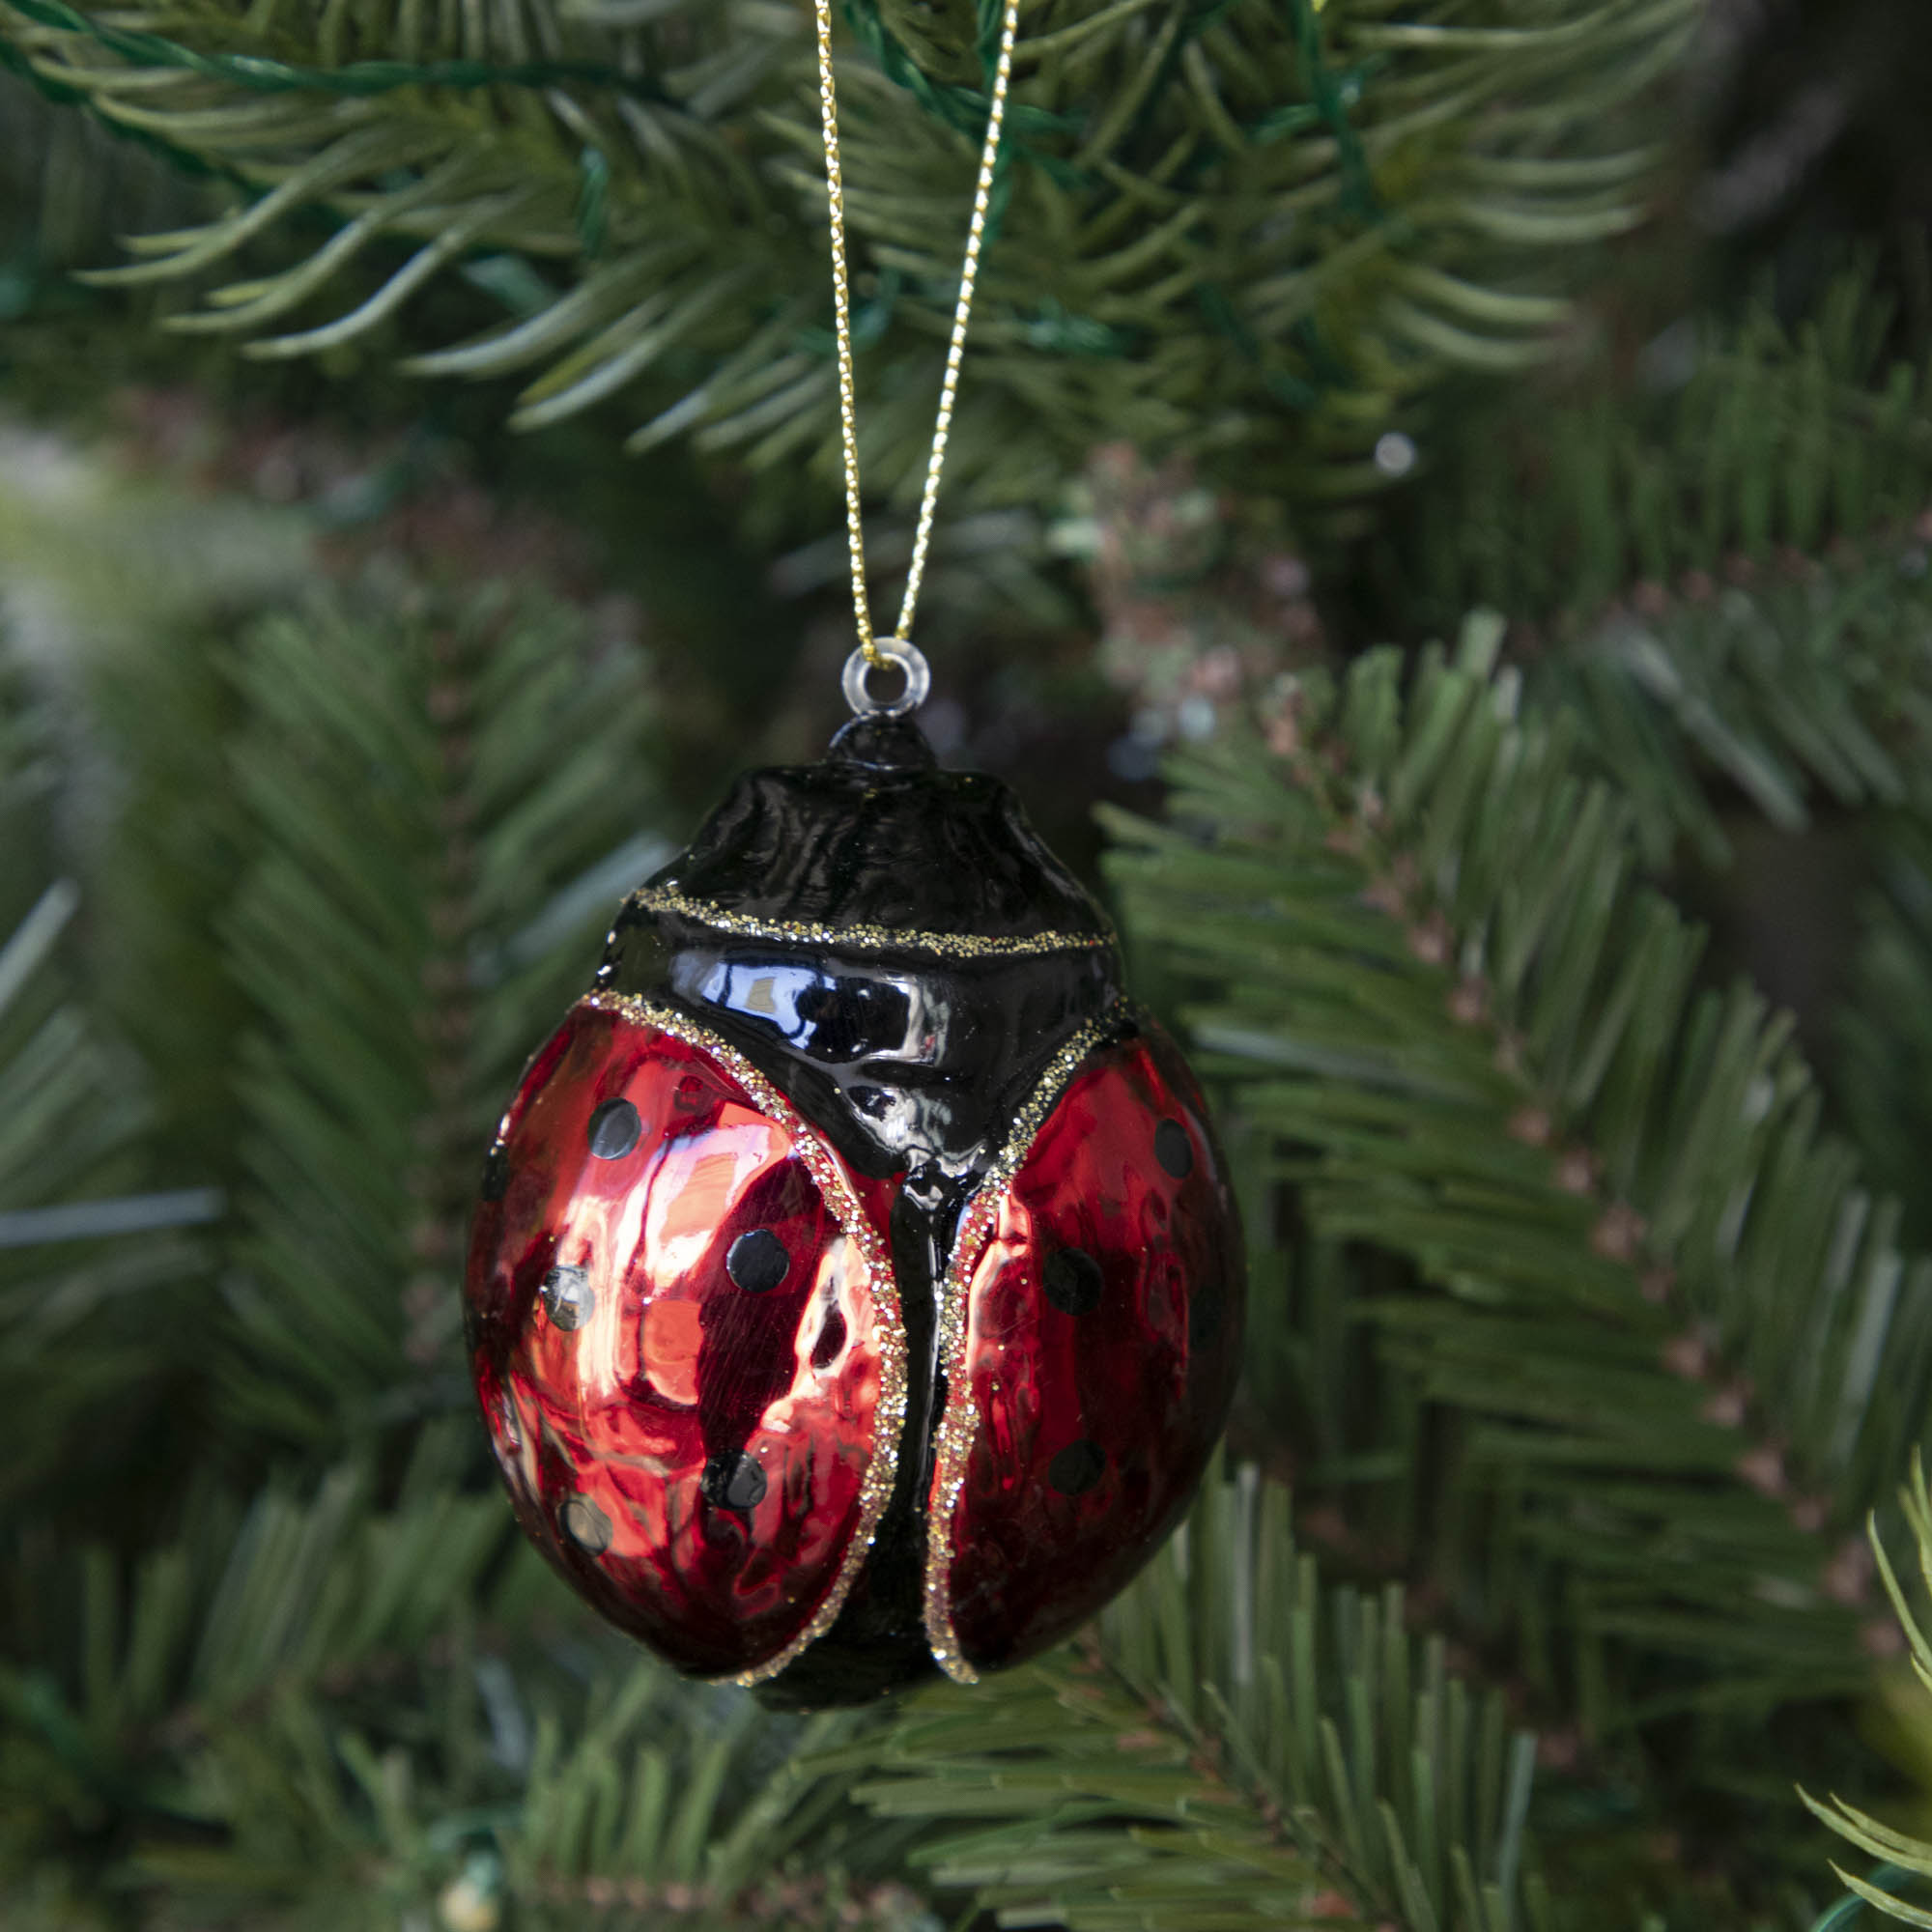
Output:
(813, 0), (1020, 668)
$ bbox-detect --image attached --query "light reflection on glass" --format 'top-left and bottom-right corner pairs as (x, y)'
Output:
(642, 1107), (785, 1281)
(546, 1150), (650, 1402)
(673, 956), (946, 1065)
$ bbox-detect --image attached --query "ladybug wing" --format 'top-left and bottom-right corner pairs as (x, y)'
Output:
(466, 993), (901, 1683)
(924, 1020), (1243, 1680)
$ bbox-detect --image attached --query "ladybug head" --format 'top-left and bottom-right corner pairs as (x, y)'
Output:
(624, 708), (1112, 945)
(594, 713), (1123, 1187)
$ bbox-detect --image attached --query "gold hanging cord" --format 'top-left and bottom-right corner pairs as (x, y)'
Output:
(813, 0), (1021, 671)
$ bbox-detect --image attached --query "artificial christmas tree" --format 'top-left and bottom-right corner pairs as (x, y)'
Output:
(3, 2), (1932, 1928)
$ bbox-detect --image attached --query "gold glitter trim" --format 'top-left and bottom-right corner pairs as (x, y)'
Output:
(579, 991), (907, 1689)
(629, 887), (1115, 960)
(921, 1003), (1131, 1685)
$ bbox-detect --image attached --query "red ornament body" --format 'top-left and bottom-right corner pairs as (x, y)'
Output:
(464, 716), (1242, 1705)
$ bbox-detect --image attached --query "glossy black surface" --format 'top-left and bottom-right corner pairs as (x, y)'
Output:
(600, 717), (1123, 1189)
(600, 938), (1122, 1180)
(636, 713), (1112, 941)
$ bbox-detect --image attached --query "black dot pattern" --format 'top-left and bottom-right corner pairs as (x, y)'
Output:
(1189, 1284), (1224, 1350)
(726, 1228), (790, 1294)
(560, 1495), (612, 1553)
(702, 1449), (768, 1514)
(1154, 1118), (1194, 1179)
(480, 1145), (511, 1201)
(587, 1097), (642, 1160)
(1042, 1245), (1104, 1317)
(1048, 1438), (1106, 1497)
(540, 1264), (594, 1331)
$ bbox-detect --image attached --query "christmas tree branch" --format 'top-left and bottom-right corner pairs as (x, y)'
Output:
(1837, 795), (1932, 1250)
(1350, 274), (1932, 1237)
(1804, 1454), (1932, 1928)
(1528, 535), (1932, 870)
(848, 1466), (1553, 1932)
(1106, 621), (1932, 1742)
(0, 0), (1697, 503)
(213, 582), (657, 1449)
(0, 680), (212, 1522)
(1522, 528), (1932, 1262)
(1401, 272), (1932, 635)
(2, 1444), (918, 1927)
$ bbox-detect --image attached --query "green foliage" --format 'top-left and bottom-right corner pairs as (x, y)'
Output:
(0, 0), (1697, 512)
(1, 1431), (920, 1929)
(0, 674), (211, 1527)
(1530, 538), (1932, 871)
(1837, 803), (1932, 1253)
(1394, 275), (1932, 632)
(854, 1465), (1550, 1932)
(211, 580), (658, 1449)
(1804, 1457), (1932, 1929)
(0, 696), (136, 1220)
(0, 71), (211, 293)
(1108, 624), (1930, 1752)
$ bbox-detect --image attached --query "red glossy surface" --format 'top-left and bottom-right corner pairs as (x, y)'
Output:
(465, 1001), (896, 1678)
(936, 1026), (1242, 1672)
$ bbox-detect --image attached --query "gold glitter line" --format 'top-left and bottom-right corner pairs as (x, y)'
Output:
(629, 888), (1115, 960)
(921, 1003), (1132, 1685)
(578, 992), (907, 1690)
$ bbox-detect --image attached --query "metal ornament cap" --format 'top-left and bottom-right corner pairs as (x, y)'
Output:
(841, 638), (930, 719)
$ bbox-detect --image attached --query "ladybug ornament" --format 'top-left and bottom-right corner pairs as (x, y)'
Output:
(467, 0), (1235, 1705)
(463, 698), (1245, 1707)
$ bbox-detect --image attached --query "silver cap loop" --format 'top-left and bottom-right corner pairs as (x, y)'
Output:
(840, 638), (930, 719)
